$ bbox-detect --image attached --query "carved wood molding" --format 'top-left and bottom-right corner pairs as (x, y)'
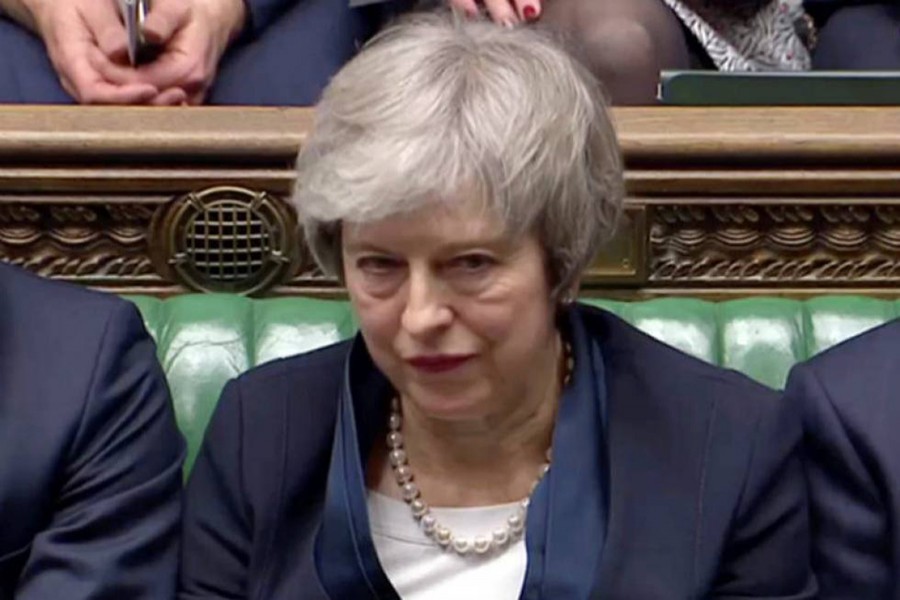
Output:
(649, 203), (900, 286)
(0, 200), (164, 285)
(0, 106), (898, 297)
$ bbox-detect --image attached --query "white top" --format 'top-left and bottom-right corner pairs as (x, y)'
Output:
(367, 491), (527, 600)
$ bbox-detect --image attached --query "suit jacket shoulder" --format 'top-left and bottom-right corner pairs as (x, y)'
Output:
(0, 264), (184, 599)
(0, 263), (146, 466)
(225, 340), (350, 506)
(1, 261), (130, 338)
(796, 318), (898, 391)
(579, 303), (780, 403)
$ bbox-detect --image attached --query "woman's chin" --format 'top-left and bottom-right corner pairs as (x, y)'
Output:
(405, 390), (489, 422)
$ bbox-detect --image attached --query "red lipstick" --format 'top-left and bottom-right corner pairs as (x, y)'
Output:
(407, 355), (474, 373)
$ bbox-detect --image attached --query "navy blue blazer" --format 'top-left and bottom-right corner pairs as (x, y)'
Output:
(0, 264), (185, 599)
(786, 319), (900, 599)
(180, 303), (815, 599)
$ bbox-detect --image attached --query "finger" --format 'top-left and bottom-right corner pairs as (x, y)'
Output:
(482, 0), (519, 27)
(68, 55), (158, 103)
(515, 0), (541, 23)
(95, 22), (129, 63)
(49, 42), (90, 101)
(58, 75), (79, 103)
(137, 52), (211, 95)
(86, 0), (131, 61)
(88, 47), (145, 84)
(150, 87), (189, 105)
(190, 91), (205, 105)
(187, 87), (206, 106)
(82, 81), (160, 104)
(448, 0), (479, 18)
(141, 2), (191, 46)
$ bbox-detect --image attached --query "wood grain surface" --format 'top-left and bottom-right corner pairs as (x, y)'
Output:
(0, 105), (897, 297)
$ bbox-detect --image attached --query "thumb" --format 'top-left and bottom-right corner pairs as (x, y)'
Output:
(141, 2), (190, 45)
(96, 24), (129, 63)
(91, 1), (130, 62)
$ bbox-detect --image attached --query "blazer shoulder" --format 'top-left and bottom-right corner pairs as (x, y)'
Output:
(788, 319), (899, 438)
(0, 264), (153, 407)
(796, 319), (899, 383)
(231, 339), (352, 393)
(1, 263), (132, 329)
(223, 340), (352, 432)
(579, 304), (778, 402)
(193, 340), (350, 524)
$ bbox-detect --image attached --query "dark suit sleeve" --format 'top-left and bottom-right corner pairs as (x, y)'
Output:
(179, 380), (251, 599)
(786, 364), (890, 598)
(241, 0), (301, 38)
(14, 302), (185, 600)
(712, 391), (817, 599)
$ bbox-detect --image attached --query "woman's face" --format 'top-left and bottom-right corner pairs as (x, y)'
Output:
(342, 200), (560, 422)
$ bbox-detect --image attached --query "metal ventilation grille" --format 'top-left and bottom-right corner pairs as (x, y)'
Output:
(185, 200), (272, 282)
(153, 186), (297, 294)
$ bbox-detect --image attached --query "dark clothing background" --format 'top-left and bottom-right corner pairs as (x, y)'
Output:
(805, 0), (900, 68)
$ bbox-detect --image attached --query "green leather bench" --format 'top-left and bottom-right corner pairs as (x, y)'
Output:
(127, 295), (900, 473)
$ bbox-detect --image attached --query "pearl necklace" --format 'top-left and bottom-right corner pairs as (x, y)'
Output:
(386, 342), (573, 557)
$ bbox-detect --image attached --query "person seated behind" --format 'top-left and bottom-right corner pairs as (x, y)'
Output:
(786, 318), (900, 598)
(179, 11), (815, 599)
(805, 0), (900, 69)
(444, 0), (812, 104)
(0, 262), (184, 599)
(0, 0), (400, 105)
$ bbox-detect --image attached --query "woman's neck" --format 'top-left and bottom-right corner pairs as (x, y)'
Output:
(368, 335), (564, 507)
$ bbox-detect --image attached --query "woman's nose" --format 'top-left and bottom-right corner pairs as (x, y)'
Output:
(400, 269), (453, 337)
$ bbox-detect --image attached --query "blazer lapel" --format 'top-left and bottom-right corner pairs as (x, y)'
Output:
(595, 361), (716, 598)
(314, 336), (398, 600)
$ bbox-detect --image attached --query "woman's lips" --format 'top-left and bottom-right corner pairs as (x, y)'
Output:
(406, 354), (474, 373)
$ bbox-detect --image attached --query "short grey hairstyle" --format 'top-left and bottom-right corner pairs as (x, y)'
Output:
(292, 10), (624, 297)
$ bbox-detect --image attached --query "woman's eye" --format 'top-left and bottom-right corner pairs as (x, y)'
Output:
(450, 254), (495, 272)
(357, 256), (401, 274)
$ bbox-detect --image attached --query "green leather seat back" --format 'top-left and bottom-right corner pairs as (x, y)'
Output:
(126, 295), (899, 474)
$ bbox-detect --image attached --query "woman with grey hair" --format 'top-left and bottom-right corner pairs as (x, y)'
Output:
(179, 11), (814, 599)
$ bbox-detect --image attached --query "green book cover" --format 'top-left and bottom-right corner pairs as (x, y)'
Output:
(659, 70), (900, 106)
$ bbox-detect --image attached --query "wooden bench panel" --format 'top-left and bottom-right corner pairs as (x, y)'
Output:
(0, 106), (897, 298)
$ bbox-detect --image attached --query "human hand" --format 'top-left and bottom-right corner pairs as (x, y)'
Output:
(447, 0), (542, 28)
(25, 0), (161, 104)
(117, 0), (246, 105)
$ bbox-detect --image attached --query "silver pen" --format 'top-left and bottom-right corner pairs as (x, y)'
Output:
(118, 0), (151, 66)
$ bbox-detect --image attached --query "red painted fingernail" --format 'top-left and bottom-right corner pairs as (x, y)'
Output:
(523, 5), (538, 21)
